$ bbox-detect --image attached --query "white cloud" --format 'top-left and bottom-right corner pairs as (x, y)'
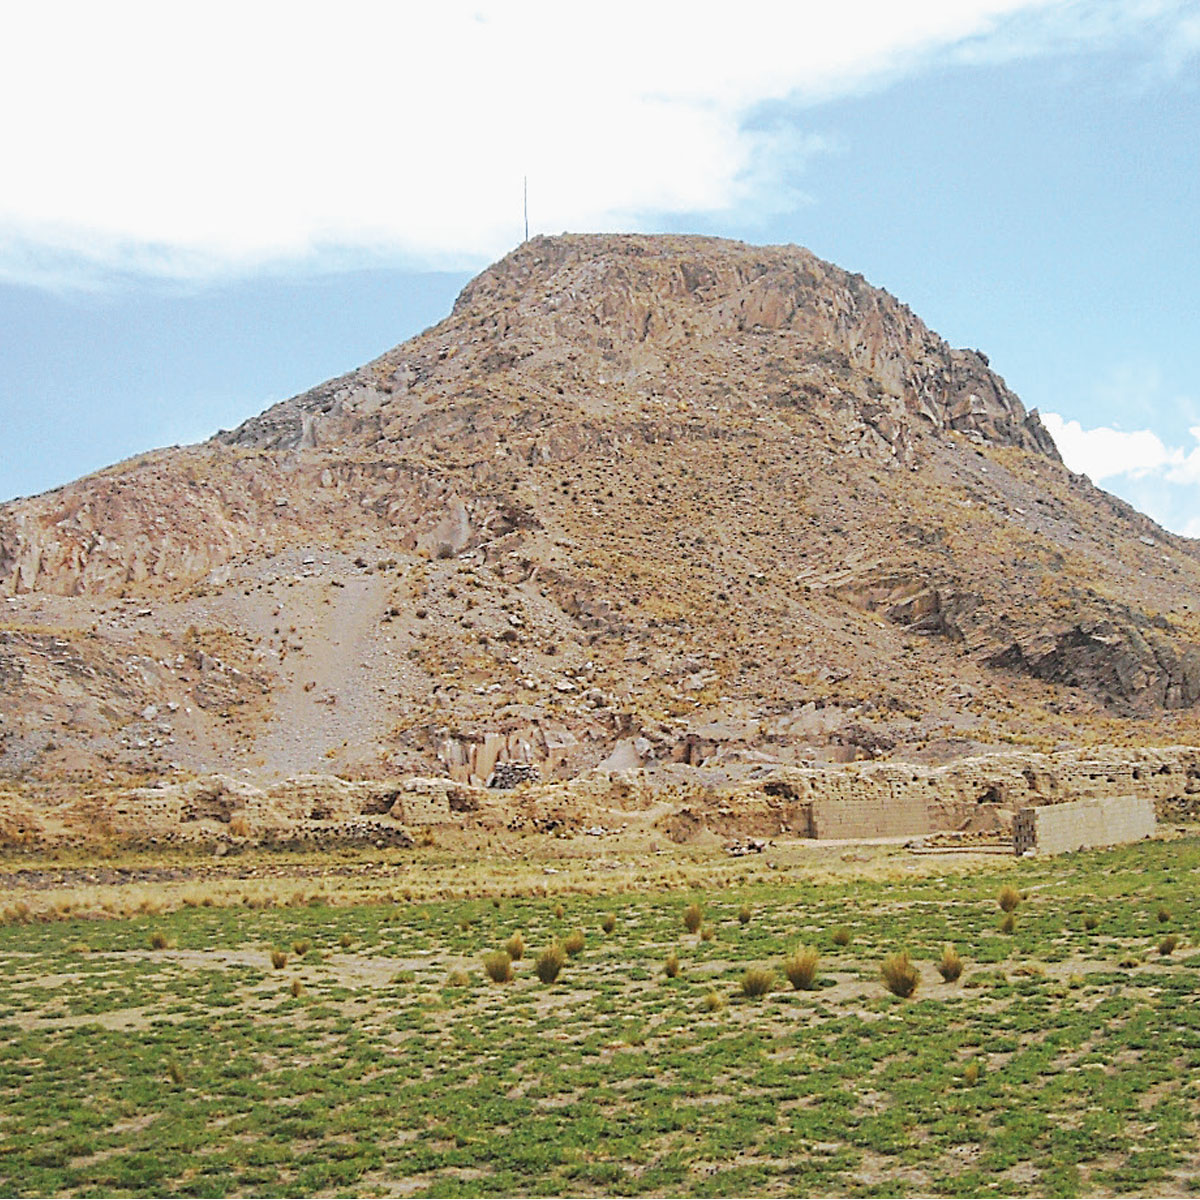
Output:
(1041, 411), (1200, 537)
(3, 0), (1195, 288)
(0, 0), (1102, 286)
(1040, 412), (1176, 480)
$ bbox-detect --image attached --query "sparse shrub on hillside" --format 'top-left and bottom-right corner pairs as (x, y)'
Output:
(149, 930), (172, 951)
(270, 949), (288, 969)
(881, 952), (919, 998)
(554, 903), (565, 920)
(700, 923), (715, 942)
(683, 903), (703, 934)
(1159, 934), (1179, 956)
(738, 904), (752, 926)
(783, 948), (820, 991)
(292, 938), (311, 956)
(999, 913), (1016, 935)
(563, 930), (585, 956)
(740, 967), (775, 998)
(832, 927), (852, 947)
(1084, 914), (1100, 931)
(446, 969), (471, 988)
(483, 950), (513, 983)
(937, 945), (964, 982)
(999, 885), (1021, 913)
(535, 944), (566, 983)
(963, 1060), (981, 1087)
(339, 933), (353, 949)
(1157, 905), (1172, 924)
(229, 813), (250, 838)
(505, 932), (525, 961)
(166, 1060), (185, 1087)
(601, 913), (616, 934)
(290, 979), (304, 998)
(664, 952), (680, 979)
(703, 990), (726, 1013)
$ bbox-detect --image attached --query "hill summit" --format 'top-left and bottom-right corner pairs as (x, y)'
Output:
(4, 233), (1200, 789)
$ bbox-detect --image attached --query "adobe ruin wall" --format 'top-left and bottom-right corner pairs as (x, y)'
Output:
(729, 745), (1200, 840)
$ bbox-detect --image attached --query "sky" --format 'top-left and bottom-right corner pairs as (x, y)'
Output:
(1, 0), (1198, 534)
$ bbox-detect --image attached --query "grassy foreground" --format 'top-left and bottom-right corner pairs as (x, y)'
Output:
(1, 836), (1199, 1197)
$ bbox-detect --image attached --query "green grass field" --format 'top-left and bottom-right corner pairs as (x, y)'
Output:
(2, 836), (1199, 1197)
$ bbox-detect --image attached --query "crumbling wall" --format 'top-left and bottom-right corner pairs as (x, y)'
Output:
(388, 778), (456, 825)
(746, 746), (1200, 840)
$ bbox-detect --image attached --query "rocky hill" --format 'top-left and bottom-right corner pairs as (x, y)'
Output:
(4, 233), (1200, 792)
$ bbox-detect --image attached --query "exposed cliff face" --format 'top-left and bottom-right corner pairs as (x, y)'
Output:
(2, 234), (1200, 786)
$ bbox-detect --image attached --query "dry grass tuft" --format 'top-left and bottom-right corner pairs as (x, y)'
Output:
(601, 913), (616, 934)
(738, 904), (752, 926)
(831, 926), (852, 947)
(270, 949), (288, 969)
(703, 990), (726, 1013)
(1159, 934), (1179, 956)
(937, 945), (964, 982)
(483, 950), (514, 983)
(505, 932), (526, 961)
(782, 948), (820, 991)
(664, 952), (680, 979)
(740, 967), (775, 998)
(999, 912), (1016, 935)
(149, 930), (172, 951)
(563, 930), (585, 956)
(535, 944), (566, 984)
(998, 885), (1021, 913)
(881, 952), (919, 998)
(683, 903), (703, 934)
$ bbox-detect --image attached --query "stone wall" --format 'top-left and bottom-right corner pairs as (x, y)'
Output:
(1013, 795), (1156, 856)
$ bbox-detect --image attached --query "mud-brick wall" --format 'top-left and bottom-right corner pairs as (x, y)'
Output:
(392, 786), (452, 825)
(1017, 794), (1156, 856)
(810, 790), (937, 839)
